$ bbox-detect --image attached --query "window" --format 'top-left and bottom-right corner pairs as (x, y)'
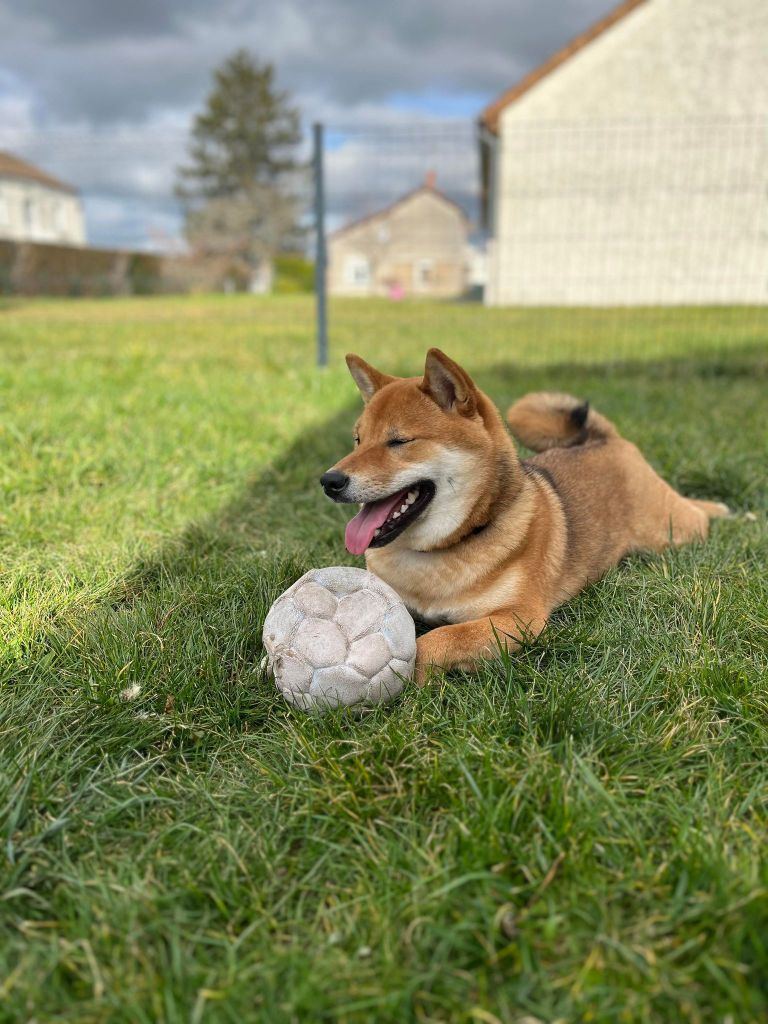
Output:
(23, 197), (34, 230)
(344, 255), (371, 288)
(413, 259), (434, 290)
(0, 194), (8, 227)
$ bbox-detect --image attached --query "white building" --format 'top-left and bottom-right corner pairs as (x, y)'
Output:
(479, 0), (768, 305)
(0, 151), (86, 247)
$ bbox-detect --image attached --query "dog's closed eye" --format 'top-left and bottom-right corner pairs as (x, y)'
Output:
(387, 437), (414, 448)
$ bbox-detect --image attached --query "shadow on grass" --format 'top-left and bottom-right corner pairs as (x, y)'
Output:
(8, 343), (768, 740)
(130, 339), (768, 575)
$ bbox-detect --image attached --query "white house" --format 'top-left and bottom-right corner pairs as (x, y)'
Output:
(478, 0), (768, 305)
(0, 151), (86, 246)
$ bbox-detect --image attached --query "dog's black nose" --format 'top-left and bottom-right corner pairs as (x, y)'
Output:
(320, 470), (350, 498)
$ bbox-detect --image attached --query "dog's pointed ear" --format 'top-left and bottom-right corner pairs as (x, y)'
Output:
(345, 354), (396, 403)
(420, 348), (478, 416)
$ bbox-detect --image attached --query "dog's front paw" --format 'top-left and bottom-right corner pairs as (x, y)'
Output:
(414, 636), (440, 686)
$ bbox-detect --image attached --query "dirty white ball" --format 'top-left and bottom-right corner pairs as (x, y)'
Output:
(262, 567), (416, 712)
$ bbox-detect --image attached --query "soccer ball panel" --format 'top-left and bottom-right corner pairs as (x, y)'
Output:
(366, 664), (406, 703)
(292, 618), (348, 667)
(307, 566), (370, 596)
(382, 605), (417, 661)
(348, 633), (391, 677)
(335, 590), (386, 640)
(273, 653), (313, 694)
(390, 657), (415, 678)
(263, 598), (303, 655)
(311, 665), (368, 707)
(293, 581), (337, 619)
(281, 689), (317, 711)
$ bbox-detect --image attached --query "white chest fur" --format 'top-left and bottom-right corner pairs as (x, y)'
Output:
(367, 544), (523, 625)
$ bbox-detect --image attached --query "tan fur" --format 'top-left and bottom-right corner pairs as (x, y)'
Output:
(327, 349), (729, 683)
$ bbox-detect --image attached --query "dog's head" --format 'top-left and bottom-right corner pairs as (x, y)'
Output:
(321, 348), (505, 555)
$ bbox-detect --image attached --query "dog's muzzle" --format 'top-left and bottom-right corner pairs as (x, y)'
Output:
(320, 470), (350, 500)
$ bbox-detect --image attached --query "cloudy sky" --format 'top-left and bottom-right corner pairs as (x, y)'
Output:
(0, 0), (618, 248)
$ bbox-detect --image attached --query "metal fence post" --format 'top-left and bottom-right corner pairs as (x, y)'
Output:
(313, 122), (328, 368)
(478, 124), (498, 237)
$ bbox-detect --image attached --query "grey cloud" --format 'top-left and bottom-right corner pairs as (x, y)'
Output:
(0, 0), (619, 247)
(19, 0), (216, 42)
(1, 0), (619, 125)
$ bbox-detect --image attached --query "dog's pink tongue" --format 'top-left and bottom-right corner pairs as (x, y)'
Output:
(345, 490), (408, 555)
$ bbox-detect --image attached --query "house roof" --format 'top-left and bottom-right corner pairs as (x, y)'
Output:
(0, 151), (77, 194)
(329, 182), (468, 240)
(479, 0), (649, 133)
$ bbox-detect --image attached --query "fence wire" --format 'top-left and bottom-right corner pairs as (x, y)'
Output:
(490, 117), (768, 306)
(319, 116), (768, 364)
(1, 118), (766, 365)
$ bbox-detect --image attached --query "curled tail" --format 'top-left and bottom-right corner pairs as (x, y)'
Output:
(506, 391), (620, 452)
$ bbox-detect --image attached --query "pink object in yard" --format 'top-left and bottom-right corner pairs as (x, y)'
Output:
(388, 282), (405, 301)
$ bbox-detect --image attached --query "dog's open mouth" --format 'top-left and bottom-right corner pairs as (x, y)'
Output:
(345, 481), (435, 555)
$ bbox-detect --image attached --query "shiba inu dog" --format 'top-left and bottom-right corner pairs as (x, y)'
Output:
(320, 349), (729, 683)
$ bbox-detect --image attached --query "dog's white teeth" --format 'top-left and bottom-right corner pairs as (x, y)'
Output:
(406, 491), (417, 504)
(400, 503), (408, 513)
(392, 510), (401, 519)
(374, 528), (381, 537)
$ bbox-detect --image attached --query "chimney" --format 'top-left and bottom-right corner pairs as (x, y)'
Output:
(425, 170), (437, 189)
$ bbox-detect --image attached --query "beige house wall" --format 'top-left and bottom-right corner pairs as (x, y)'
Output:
(487, 0), (768, 305)
(328, 190), (468, 298)
(0, 177), (86, 246)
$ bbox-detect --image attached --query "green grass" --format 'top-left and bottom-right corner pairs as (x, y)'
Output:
(1, 295), (767, 1023)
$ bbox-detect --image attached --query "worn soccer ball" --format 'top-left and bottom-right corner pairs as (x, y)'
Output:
(262, 567), (416, 711)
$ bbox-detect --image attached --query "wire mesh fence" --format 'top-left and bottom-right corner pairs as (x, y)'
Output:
(1, 117), (766, 366)
(0, 125), (314, 298)
(489, 117), (768, 307)
(318, 116), (768, 365)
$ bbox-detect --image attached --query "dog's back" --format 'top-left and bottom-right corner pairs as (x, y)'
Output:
(507, 392), (729, 600)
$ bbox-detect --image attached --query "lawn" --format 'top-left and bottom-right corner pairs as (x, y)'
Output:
(1, 294), (767, 1023)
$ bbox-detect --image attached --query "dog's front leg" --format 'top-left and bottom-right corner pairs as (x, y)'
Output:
(414, 608), (547, 685)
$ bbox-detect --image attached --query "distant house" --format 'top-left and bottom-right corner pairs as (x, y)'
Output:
(478, 0), (768, 305)
(0, 151), (86, 247)
(328, 174), (470, 299)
